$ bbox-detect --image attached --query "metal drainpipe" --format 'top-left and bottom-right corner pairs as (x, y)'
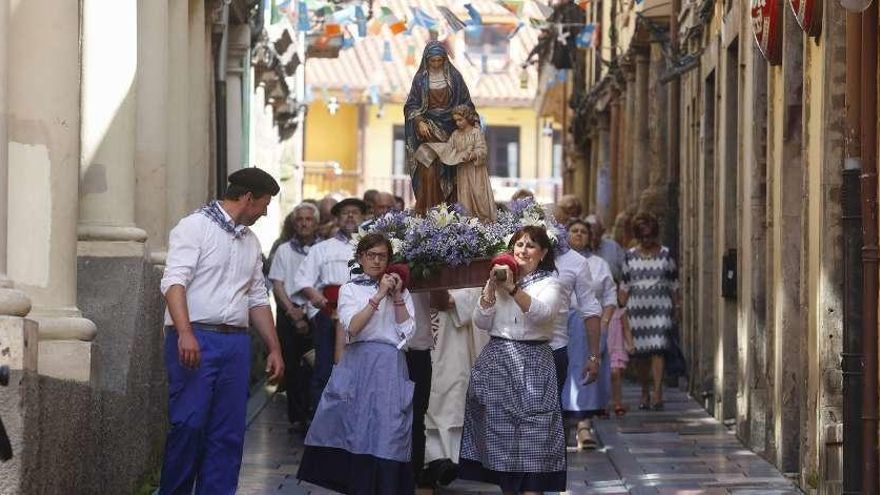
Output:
(214, 1), (230, 198)
(861, 2), (879, 493)
(843, 10), (864, 495)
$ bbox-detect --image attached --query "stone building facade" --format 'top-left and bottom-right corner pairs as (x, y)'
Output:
(545, 0), (879, 492)
(0, 0), (295, 492)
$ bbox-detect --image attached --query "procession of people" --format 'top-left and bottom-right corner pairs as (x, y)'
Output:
(155, 42), (680, 495)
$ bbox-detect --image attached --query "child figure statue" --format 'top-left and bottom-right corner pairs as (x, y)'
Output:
(415, 105), (496, 222)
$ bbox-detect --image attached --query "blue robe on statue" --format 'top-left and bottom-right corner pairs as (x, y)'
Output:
(404, 41), (475, 212)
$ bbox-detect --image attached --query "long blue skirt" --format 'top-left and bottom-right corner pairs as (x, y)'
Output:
(298, 341), (415, 493)
(562, 310), (611, 417)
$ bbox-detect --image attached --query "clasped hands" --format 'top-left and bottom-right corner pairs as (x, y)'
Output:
(377, 273), (404, 300)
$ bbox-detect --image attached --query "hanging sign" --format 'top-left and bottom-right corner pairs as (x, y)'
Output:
(789, 0), (821, 36)
(751, 0), (783, 65)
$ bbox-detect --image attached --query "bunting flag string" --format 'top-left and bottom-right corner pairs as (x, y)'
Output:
(436, 6), (467, 33)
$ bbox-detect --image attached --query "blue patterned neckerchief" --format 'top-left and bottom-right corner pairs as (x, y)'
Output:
(289, 235), (322, 256)
(350, 275), (379, 288)
(577, 248), (594, 259)
(198, 201), (247, 239)
(519, 269), (552, 289)
(334, 230), (352, 243)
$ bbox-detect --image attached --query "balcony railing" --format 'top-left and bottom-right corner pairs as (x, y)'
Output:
(302, 165), (562, 208)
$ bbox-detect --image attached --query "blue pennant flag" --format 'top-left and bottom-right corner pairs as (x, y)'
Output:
(464, 3), (483, 25)
(355, 6), (367, 37)
(382, 40), (393, 62)
(437, 6), (466, 32)
(410, 6), (438, 29)
(296, 1), (309, 32)
(575, 24), (596, 48)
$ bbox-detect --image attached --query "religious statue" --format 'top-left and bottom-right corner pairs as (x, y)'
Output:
(405, 41), (493, 216)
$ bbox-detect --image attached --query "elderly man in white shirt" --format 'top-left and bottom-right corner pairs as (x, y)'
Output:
(291, 197), (366, 412)
(159, 167), (284, 495)
(269, 202), (322, 429)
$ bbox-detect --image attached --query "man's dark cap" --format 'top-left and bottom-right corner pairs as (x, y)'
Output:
(331, 197), (368, 216)
(228, 167), (280, 196)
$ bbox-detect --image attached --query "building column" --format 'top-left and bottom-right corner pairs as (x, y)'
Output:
(136, 0), (169, 262)
(166, 0), (191, 230)
(226, 25), (250, 175)
(623, 65), (637, 209)
(0, 0), (30, 317)
(632, 51), (650, 201)
(78, 0), (147, 248)
(595, 113), (612, 223)
(7, 0), (96, 382)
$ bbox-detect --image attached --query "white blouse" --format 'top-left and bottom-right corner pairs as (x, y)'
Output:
(473, 274), (563, 342)
(584, 253), (617, 308)
(337, 280), (416, 350)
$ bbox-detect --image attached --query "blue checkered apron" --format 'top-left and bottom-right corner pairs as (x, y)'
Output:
(459, 337), (566, 473)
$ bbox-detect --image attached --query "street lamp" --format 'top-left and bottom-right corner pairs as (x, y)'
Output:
(839, 0), (873, 12)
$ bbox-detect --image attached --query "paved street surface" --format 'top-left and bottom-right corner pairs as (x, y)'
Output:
(237, 384), (802, 494)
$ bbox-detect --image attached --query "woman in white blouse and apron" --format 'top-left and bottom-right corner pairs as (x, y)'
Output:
(297, 233), (417, 494)
(459, 225), (567, 494)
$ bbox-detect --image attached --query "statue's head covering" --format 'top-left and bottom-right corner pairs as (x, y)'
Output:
(417, 41), (451, 74)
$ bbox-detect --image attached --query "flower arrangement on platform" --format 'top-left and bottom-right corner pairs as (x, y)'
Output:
(354, 198), (568, 286)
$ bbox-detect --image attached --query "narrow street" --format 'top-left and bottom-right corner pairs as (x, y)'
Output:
(237, 384), (801, 494)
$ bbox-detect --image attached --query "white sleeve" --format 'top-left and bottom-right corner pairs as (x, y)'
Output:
(268, 245), (289, 282)
(395, 290), (417, 349)
(336, 283), (359, 333)
(574, 265), (602, 318)
(246, 241), (270, 309)
(523, 281), (562, 326)
(160, 216), (203, 295)
(290, 246), (322, 294)
(473, 301), (496, 331)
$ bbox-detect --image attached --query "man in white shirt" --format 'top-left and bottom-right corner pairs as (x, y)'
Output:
(291, 197), (366, 411)
(159, 167), (284, 495)
(269, 202), (322, 430)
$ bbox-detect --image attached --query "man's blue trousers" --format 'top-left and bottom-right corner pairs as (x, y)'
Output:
(159, 327), (250, 495)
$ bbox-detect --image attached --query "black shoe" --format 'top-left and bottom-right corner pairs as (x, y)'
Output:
(415, 468), (434, 488)
(434, 460), (458, 487)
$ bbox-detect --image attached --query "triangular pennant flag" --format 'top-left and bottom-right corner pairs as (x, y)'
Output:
(331, 5), (356, 24)
(406, 44), (417, 66)
(382, 40), (393, 62)
(575, 23), (596, 47)
(532, 0), (554, 18)
(341, 36), (355, 49)
(369, 84), (381, 105)
(304, 84), (314, 104)
(355, 6), (367, 37)
(464, 4), (483, 26)
(410, 6), (438, 30)
(324, 23), (342, 37)
(297, 2), (310, 32)
(577, 0), (590, 10)
(367, 17), (383, 36)
(437, 6), (467, 32)
(496, 0), (524, 16)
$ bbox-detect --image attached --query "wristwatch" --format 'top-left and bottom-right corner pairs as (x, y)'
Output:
(508, 285), (520, 297)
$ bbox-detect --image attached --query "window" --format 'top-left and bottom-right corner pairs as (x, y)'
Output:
(464, 24), (514, 74)
(392, 125), (406, 175)
(484, 126), (519, 178)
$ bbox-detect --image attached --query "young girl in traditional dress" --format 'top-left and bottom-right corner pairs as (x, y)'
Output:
(297, 233), (417, 494)
(607, 285), (634, 416)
